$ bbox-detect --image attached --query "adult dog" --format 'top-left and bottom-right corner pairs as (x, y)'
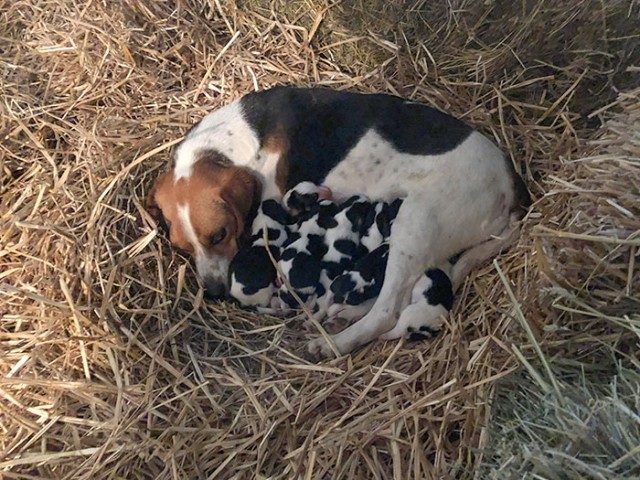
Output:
(146, 86), (530, 357)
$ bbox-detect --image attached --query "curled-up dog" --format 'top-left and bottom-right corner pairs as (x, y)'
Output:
(148, 86), (530, 357)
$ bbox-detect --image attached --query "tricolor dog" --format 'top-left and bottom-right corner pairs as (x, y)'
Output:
(146, 86), (530, 358)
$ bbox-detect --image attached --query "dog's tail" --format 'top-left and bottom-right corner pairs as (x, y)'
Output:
(505, 155), (532, 218)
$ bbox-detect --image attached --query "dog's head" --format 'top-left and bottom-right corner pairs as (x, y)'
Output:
(146, 151), (261, 298)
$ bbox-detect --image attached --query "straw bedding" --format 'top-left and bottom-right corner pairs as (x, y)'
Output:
(1, 1), (638, 478)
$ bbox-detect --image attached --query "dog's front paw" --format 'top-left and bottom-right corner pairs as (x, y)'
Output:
(306, 336), (336, 360)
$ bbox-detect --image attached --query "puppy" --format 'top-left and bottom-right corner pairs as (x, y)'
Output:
(325, 244), (390, 327)
(282, 181), (333, 218)
(228, 199), (291, 308)
(378, 265), (454, 341)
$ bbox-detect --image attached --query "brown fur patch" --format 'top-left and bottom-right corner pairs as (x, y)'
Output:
(262, 128), (289, 154)
(263, 127), (290, 195)
(146, 155), (261, 262)
(275, 154), (289, 195)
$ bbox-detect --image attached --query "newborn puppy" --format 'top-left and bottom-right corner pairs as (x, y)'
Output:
(283, 181), (333, 219)
(276, 230), (329, 310)
(360, 198), (403, 253)
(325, 243), (389, 327)
(321, 195), (373, 275)
(378, 265), (454, 341)
(228, 199), (291, 308)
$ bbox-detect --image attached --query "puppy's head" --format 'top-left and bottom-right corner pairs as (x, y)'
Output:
(146, 152), (261, 298)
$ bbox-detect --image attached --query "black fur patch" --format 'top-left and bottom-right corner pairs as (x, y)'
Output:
(344, 200), (375, 232)
(424, 269), (454, 310)
(266, 228), (282, 241)
(323, 260), (347, 280)
(357, 244), (389, 283)
(307, 234), (329, 257)
(241, 86), (473, 189)
(329, 274), (357, 303)
(376, 199), (403, 238)
(228, 245), (277, 294)
(315, 206), (340, 229)
(285, 191), (319, 216)
(408, 332), (429, 341)
(260, 199), (292, 225)
(333, 239), (359, 258)
(288, 253), (322, 289)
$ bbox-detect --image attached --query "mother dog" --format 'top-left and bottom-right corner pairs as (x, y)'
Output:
(146, 86), (530, 357)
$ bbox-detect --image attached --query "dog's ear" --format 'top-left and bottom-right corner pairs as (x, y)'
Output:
(145, 171), (173, 230)
(219, 166), (262, 236)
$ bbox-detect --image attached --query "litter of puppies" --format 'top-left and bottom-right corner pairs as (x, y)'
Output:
(227, 182), (455, 340)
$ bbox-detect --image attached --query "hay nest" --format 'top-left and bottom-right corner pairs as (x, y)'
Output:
(1, 1), (638, 478)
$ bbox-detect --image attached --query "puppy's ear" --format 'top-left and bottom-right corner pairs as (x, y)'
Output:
(145, 171), (172, 230)
(220, 166), (262, 235)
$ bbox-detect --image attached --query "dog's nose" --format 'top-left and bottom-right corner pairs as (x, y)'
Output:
(203, 281), (227, 301)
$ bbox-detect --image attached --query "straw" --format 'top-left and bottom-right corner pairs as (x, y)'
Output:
(1, 0), (639, 478)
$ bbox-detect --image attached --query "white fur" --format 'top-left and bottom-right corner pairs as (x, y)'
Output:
(174, 101), (260, 180)
(322, 130), (512, 202)
(379, 302), (447, 341)
(326, 298), (376, 327)
(173, 100), (282, 200)
(308, 130), (516, 357)
(178, 205), (228, 285)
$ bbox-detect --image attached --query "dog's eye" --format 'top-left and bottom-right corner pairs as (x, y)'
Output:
(209, 228), (227, 246)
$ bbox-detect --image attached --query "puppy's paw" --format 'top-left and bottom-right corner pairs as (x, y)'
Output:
(306, 336), (336, 360)
(406, 325), (441, 342)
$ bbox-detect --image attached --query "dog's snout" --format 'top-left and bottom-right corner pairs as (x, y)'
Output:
(203, 280), (227, 300)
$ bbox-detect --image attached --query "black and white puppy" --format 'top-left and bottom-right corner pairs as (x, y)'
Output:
(282, 181), (333, 218)
(359, 198), (403, 253)
(228, 199), (291, 308)
(378, 265), (454, 341)
(327, 244), (454, 340)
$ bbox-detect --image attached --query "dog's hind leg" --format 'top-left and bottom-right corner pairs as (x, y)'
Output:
(307, 181), (515, 358)
(307, 192), (447, 357)
(449, 216), (521, 291)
